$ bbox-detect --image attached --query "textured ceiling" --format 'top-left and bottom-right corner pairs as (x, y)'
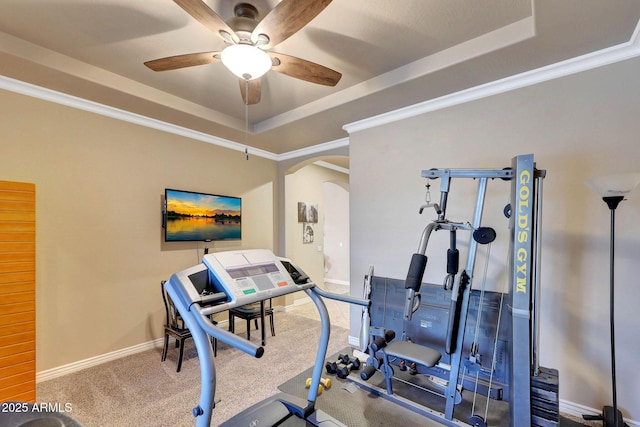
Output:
(1, 0), (639, 155)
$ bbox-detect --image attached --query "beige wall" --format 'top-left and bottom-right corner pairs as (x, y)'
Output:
(348, 57), (640, 420)
(285, 164), (349, 294)
(0, 89), (278, 372)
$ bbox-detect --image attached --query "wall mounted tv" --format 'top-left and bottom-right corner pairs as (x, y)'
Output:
(164, 188), (241, 242)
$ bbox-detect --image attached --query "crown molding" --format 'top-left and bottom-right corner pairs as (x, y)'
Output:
(0, 74), (278, 161)
(0, 74), (348, 162)
(343, 19), (640, 135)
(314, 160), (350, 175)
(276, 137), (349, 162)
(254, 16), (535, 134)
(3, 17), (639, 162)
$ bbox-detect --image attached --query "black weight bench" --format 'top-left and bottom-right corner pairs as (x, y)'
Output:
(385, 340), (441, 369)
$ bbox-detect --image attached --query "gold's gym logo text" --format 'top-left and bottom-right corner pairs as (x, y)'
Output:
(515, 169), (530, 294)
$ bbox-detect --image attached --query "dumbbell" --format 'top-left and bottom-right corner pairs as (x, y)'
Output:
(305, 377), (331, 395)
(325, 353), (350, 374)
(399, 360), (417, 375)
(336, 358), (361, 379)
(306, 377), (332, 390)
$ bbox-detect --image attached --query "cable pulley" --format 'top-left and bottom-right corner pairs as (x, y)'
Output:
(473, 227), (496, 245)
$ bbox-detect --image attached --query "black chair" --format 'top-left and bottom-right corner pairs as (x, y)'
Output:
(161, 280), (217, 372)
(228, 299), (275, 346)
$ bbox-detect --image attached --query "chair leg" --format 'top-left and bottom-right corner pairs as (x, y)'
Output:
(246, 319), (251, 341)
(177, 338), (185, 372)
(269, 314), (275, 337)
(228, 312), (235, 333)
(162, 333), (169, 362)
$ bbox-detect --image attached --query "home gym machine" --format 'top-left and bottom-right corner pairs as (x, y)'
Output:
(352, 154), (558, 427)
(164, 249), (369, 427)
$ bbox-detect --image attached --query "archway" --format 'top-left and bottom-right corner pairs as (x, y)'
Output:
(282, 155), (349, 287)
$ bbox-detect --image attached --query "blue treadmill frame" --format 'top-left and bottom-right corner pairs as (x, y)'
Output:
(165, 253), (368, 427)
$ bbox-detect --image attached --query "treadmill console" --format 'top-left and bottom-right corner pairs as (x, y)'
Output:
(168, 249), (313, 313)
(203, 249), (308, 308)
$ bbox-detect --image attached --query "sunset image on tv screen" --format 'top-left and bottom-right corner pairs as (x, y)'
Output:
(165, 189), (241, 241)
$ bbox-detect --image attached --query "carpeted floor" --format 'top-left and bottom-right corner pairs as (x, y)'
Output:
(36, 312), (350, 426)
(33, 310), (596, 427)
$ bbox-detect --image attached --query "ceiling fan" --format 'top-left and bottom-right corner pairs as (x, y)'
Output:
(144, 0), (342, 105)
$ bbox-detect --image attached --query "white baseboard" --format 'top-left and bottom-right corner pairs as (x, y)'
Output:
(324, 279), (350, 286)
(36, 298), (326, 382)
(36, 319), (231, 384)
(348, 334), (360, 348)
(559, 399), (639, 427)
(36, 338), (164, 383)
(559, 399), (601, 418)
(280, 296), (313, 312)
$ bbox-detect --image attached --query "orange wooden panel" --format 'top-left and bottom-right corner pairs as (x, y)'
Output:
(0, 200), (36, 212)
(0, 252), (35, 263)
(0, 180), (35, 402)
(0, 189), (35, 202)
(0, 341), (35, 358)
(0, 369), (35, 389)
(0, 292), (34, 305)
(0, 301), (35, 316)
(9, 390), (36, 403)
(0, 281), (35, 295)
(0, 360), (33, 379)
(0, 381), (36, 402)
(0, 285), (36, 305)
(0, 242), (36, 253)
(0, 262), (35, 274)
(1, 331), (34, 347)
(0, 231), (35, 242)
(0, 222), (36, 232)
(0, 311), (35, 327)
(0, 211), (36, 222)
(0, 351), (35, 369)
(0, 321), (35, 338)
(0, 271), (35, 284)
(0, 181), (34, 192)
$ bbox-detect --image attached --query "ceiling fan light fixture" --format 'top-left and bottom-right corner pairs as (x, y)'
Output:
(220, 44), (271, 80)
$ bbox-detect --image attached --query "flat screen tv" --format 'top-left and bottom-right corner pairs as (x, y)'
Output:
(164, 188), (241, 242)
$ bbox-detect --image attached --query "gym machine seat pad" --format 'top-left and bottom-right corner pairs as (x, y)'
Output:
(385, 340), (441, 368)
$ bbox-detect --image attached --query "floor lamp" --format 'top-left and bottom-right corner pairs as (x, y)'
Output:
(584, 173), (640, 427)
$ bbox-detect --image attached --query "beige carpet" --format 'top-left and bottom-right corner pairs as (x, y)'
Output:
(37, 312), (350, 427)
(36, 309), (595, 427)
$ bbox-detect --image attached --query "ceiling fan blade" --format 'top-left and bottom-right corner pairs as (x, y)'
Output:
(173, 0), (239, 43)
(252, 0), (332, 49)
(144, 52), (220, 71)
(269, 52), (341, 86)
(239, 78), (262, 105)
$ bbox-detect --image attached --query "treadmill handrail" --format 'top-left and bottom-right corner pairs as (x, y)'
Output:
(192, 303), (264, 358)
(312, 286), (370, 307)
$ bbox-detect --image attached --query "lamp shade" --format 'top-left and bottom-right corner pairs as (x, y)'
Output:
(220, 44), (272, 80)
(585, 173), (640, 198)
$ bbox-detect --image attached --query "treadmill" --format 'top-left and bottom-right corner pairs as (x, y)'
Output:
(164, 249), (368, 427)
